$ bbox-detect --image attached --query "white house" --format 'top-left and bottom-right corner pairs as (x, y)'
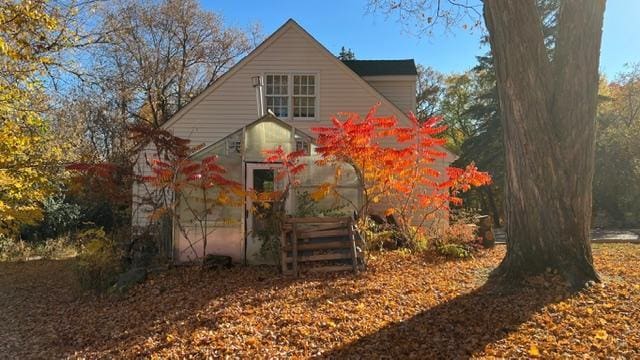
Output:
(132, 19), (455, 264)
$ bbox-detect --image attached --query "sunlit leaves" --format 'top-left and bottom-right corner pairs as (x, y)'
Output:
(0, 1), (69, 235)
(311, 104), (491, 241)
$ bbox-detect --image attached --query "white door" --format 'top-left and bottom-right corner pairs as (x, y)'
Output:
(245, 163), (287, 263)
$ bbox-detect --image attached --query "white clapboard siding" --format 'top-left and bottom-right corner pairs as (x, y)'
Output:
(362, 75), (417, 115)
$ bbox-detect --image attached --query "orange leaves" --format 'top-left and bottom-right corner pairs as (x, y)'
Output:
(310, 183), (332, 201)
(3, 245), (640, 358)
(310, 105), (491, 241)
(263, 146), (307, 186)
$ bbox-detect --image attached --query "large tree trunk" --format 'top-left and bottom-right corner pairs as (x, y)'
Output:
(483, 0), (606, 287)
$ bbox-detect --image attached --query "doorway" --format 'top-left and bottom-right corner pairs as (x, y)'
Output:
(244, 162), (287, 263)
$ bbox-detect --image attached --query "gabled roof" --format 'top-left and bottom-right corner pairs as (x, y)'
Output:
(342, 60), (418, 77)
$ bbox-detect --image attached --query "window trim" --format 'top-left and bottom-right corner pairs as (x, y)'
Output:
(263, 72), (319, 121)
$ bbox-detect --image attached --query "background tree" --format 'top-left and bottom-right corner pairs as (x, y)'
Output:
(593, 64), (640, 227)
(337, 46), (356, 60)
(415, 64), (444, 121)
(0, 0), (72, 235)
(452, 53), (504, 227)
(91, 0), (256, 128)
(371, 0), (606, 287)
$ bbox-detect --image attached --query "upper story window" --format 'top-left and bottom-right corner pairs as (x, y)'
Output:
(265, 73), (317, 120)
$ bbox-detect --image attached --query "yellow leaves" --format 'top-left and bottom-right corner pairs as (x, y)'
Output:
(310, 183), (332, 201)
(0, 117), (64, 236)
(586, 307), (594, 315)
(528, 344), (541, 357)
(594, 329), (608, 340)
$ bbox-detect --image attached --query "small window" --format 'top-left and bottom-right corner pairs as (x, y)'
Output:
(296, 140), (310, 155)
(293, 75), (316, 118)
(295, 131), (312, 155)
(265, 73), (316, 120)
(265, 75), (289, 117)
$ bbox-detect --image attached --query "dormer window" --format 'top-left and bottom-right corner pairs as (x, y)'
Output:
(265, 73), (317, 120)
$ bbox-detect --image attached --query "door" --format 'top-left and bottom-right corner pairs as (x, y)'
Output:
(245, 163), (287, 263)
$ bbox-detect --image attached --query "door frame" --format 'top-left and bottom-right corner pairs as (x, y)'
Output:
(244, 161), (288, 264)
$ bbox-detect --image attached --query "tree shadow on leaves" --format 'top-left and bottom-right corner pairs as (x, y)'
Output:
(318, 277), (570, 359)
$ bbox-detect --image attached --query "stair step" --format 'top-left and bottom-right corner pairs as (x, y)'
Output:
(285, 252), (352, 263)
(307, 265), (354, 273)
(285, 240), (352, 251)
(297, 228), (350, 239)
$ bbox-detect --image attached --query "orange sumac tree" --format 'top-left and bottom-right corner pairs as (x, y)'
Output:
(311, 105), (491, 243)
(143, 154), (244, 264)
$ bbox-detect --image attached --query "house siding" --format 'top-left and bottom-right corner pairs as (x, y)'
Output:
(362, 76), (417, 115)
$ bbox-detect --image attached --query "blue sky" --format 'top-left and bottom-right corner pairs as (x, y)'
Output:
(204, 0), (639, 79)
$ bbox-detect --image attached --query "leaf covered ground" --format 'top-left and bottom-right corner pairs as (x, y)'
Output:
(0, 244), (638, 359)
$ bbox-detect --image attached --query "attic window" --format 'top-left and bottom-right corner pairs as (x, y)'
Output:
(265, 73), (317, 120)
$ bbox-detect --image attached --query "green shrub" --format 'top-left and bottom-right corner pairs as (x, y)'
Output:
(437, 243), (472, 258)
(434, 222), (480, 259)
(357, 217), (397, 251)
(20, 195), (81, 241)
(73, 228), (123, 291)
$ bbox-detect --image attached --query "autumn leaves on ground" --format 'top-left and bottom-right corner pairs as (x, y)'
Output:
(0, 245), (638, 359)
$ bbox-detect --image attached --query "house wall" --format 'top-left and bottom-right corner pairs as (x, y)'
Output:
(362, 75), (417, 115)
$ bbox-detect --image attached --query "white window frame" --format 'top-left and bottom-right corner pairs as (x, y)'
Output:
(263, 72), (319, 121)
(264, 73), (290, 118)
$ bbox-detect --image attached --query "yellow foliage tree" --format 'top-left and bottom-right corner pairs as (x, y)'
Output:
(0, 0), (67, 235)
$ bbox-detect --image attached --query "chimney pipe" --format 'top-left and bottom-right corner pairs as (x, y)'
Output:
(251, 75), (264, 117)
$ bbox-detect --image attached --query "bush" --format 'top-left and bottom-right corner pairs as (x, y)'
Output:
(20, 195), (81, 241)
(434, 222), (481, 259)
(0, 236), (77, 261)
(0, 236), (30, 261)
(73, 228), (123, 291)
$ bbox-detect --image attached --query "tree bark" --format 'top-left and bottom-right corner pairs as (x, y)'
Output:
(483, 0), (605, 287)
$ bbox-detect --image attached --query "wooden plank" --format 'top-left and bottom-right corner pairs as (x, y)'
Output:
(284, 240), (352, 251)
(298, 228), (350, 239)
(296, 223), (345, 232)
(286, 217), (352, 224)
(280, 228), (287, 275)
(349, 219), (358, 273)
(292, 223), (298, 277)
(307, 265), (354, 273)
(284, 252), (352, 263)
